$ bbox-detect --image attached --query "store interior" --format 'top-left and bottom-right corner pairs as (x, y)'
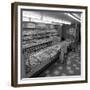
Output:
(21, 10), (81, 78)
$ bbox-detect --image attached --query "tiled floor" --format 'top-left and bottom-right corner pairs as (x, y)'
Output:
(38, 45), (81, 77)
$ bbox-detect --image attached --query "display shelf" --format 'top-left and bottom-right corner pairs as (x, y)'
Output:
(24, 41), (71, 77)
(22, 41), (53, 54)
(22, 38), (53, 48)
(22, 21), (60, 53)
(22, 21), (56, 29)
(22, 29), (57, 36)
(22, 21), (63, 76)
(22, 22), (36, 29)
(22, 32), (58, 41)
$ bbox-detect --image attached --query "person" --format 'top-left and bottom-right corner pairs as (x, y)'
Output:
(59, 42), (68, 64)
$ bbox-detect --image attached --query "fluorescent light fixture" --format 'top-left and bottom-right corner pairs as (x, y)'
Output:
(31, 18), (52, 24)
(23, 16), (30, 21)
(54, 19), (71, 25)
(65, 13), (81, 22)
(23, 13), (71, 25)
(72, 13), (81, 20)
(23, 11), (41, 20)
(31, 18), (71, 25)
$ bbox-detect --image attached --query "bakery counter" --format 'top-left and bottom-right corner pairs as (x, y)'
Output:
(25, 41), (72, 77)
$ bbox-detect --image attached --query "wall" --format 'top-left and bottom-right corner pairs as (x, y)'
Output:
(62, 24), (77, 41)
(0, 0), (90, 90)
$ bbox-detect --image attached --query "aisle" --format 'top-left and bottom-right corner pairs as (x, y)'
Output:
(39, 45), (81, 77)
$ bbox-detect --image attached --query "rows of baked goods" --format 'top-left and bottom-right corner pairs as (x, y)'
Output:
(24, 41), (71, 77)
(22, 21), (62, 77)
(22, 21), (60, 53)
(22, 22), (55, 29)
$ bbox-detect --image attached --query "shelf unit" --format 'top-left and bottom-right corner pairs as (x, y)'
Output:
(22, 21), (61, 54)
(21, 21), (62, 77)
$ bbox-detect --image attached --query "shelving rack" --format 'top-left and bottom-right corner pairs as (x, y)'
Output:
(22, 21), (60, 54)
(21, 21), (62, 77)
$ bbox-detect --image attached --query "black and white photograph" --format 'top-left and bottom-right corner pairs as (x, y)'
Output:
(11, 2), (88, 87)
(21, 10), (81, 78)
